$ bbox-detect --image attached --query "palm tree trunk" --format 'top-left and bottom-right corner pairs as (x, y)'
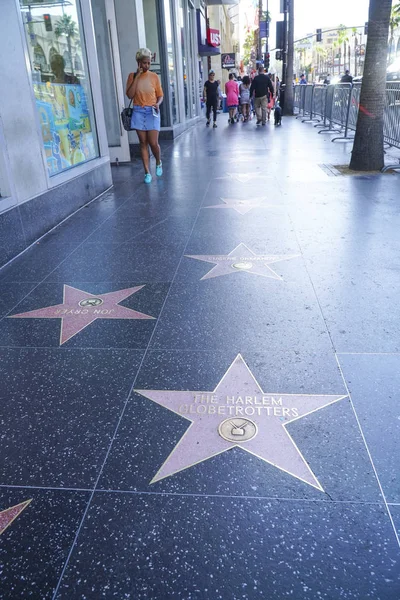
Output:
(67, 36), (75, 76)
(350, 0), (392, 171)
(283, 0), (294, 115)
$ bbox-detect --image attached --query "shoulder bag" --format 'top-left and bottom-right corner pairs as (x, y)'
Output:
(121, 73), (135, 131)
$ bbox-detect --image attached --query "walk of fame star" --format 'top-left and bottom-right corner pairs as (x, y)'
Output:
(186, 243), (300, 280)
(225, 173), (270, 184)
(136, 355), (347, 490)
(9, 285), (154, 345)
(0, 499), (32, 535)
(204, 198), (280, 215)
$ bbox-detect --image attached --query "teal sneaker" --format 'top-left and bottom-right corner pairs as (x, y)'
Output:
(156, 162), (163, 177)
(144, 173), (152, 184)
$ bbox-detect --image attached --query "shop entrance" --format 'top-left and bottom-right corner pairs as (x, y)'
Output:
(91, 0), (131, 163)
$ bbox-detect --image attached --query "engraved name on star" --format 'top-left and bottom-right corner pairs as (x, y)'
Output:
(204, 198), (280, 215)
(185, 243), (300, 280)
(9, 285), (154, 345)
(135, 354), (347, 490)
(225, 173), (270, 184)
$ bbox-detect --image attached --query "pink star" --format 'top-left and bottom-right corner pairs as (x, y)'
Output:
(0, 499), (32, 536)
(9, 285), (154, 345)
(186, 243), (300, 281)
(136, 355), (347, 491)
(204, 198), (280, 215)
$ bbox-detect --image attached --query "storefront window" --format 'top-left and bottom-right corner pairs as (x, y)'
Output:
(143, 0), (177, 126)
(187, 5), (198, 117)
(178, 0), (189, 119)
(19, 0), (99, 177)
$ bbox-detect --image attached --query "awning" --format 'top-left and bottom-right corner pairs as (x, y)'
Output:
(198, 45), (221, 57)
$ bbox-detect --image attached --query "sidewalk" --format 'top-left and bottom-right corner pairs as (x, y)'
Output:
(0, 116), (399, 599)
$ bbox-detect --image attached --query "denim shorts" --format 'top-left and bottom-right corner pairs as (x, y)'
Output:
(131, 106), (160, 132)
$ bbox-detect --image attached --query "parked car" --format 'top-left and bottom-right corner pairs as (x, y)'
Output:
(387, 57), (400, 81)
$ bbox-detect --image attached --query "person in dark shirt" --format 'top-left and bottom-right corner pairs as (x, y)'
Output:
(250, 67), (274, 126)
(341, 70), (353, 83)
(203, 69), (219, 128)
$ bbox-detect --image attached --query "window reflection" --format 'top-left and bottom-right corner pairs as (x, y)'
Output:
(19, 0), (99, 176)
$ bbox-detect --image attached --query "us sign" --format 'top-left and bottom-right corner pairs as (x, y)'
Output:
(207, 28), (221, 47)
(221, 53), (236, 69)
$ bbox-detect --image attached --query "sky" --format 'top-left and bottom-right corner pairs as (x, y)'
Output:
(267, 0), (370, 39)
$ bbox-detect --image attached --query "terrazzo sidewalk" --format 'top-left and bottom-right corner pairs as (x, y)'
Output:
(0, 115), (400, 599)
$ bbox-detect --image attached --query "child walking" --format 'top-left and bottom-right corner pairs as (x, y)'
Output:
(239, 76), (251, 122)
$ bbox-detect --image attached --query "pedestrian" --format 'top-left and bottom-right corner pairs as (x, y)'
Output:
(341, 69), (353, 83)
(126, 48), (163, 184)
(225, 73), (239, 124)
(216, 80), (223, 111)
(250, 66), (274, 126)
(323, 73), (331, 85)
(203, 69), (219, 128)
(299, 74), (307, 84)
(276, 75), (281, 98)
(239, 75), (251, 121)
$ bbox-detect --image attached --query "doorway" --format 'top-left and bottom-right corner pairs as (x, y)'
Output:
(91, 0), (131, 163)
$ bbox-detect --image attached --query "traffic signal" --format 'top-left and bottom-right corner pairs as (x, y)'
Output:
(364, 21), (368, 35)
(276, 21), (284, 50)
(43, 14), (52, 32)
(316, 28), (322, 42)
(265, 52), (270, 70)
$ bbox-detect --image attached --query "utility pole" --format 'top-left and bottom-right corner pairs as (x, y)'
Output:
(283, 0), (294, 115)
(258, 0), (263, 63)
(282, 0), (288, 83)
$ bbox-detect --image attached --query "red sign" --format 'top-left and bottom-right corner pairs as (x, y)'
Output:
(207, 28), (220, 47)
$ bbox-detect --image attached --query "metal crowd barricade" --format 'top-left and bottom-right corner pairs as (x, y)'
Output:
(383, 82), (400, 171)
(295, 85), (306, 117)
(347, 83), (362, 132)
(327, 83), (352, 137)
(294, 80), (400, 170)
(311, 85), (327, 124)
(301, 84), (314, 121)
(293, 85), (302, 114)
(383, 82), (400, 148)
(317, 84), (335, 130)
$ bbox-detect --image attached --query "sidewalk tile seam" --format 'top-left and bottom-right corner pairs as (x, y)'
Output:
(51, 177), (215, 599)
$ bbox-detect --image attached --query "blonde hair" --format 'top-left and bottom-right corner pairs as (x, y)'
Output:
(136, 48), (151, 62)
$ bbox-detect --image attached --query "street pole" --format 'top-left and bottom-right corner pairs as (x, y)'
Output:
(258, 0), (262, 63)
(282, 0), (288, 83)
(283, 0), (294, 115)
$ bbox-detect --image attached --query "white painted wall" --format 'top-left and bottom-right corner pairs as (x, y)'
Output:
(114, 0), (147, 144)
(0, 0), (48, 205)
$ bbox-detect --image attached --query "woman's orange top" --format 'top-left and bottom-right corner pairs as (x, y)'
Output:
(126, 71), (163, 107)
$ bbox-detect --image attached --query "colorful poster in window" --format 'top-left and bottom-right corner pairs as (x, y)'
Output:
(34, 82), (97, 176)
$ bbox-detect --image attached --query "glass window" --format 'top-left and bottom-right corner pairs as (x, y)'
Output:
(143, 0), (177, 126)
(19, 0), (99, 177)
(178, 0), (189, 119)
(163, 0), (178, 123)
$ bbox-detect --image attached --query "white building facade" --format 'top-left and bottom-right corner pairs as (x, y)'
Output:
(1, 0), (207, 268)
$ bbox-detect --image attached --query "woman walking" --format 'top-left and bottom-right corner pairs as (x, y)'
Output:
(126, 48), (163, 184)
(225, 73), (239, 125)
(239, 76), (251, 121)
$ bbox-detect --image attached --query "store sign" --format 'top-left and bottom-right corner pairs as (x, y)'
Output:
(259, 21), (269, 38)
(207, 28), (220, 47)
(221, 53), (236, 69)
